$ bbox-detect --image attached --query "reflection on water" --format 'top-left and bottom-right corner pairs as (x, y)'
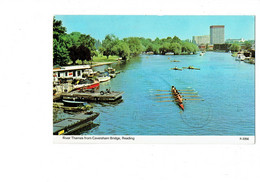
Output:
(80, 52), (254, 136)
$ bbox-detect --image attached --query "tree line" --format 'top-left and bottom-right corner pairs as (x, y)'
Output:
(53, 17), (199, 66)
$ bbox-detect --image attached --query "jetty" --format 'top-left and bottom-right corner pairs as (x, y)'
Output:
(91, 62), (114, 68)
(53, 111), (99, 135)
(61, 90), (124, 102)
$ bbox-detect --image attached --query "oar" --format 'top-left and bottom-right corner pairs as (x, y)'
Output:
(156, 96), (173, 99)
(179, 92), (198, 94)
(174, 95), (200, 98)
(177, 89), (194, 91)
(155, 93), (172, 96)
(157, 100), (173, 103)
(156, 90), (170, 92)
(184, 98), (204, 101)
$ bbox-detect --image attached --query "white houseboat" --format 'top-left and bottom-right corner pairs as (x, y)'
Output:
(53, 65), (94, 82)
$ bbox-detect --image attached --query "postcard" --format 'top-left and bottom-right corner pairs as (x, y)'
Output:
(53, 15), (255, 144)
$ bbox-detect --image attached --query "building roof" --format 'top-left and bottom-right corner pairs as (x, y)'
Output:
(53, 65), (91, 72)
(210, 25), (225, 28)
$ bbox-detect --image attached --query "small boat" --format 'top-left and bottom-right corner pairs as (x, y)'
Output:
(97, 72), (111, 82)
(165, 52), (174, 55)
(62, 100), (86, 107)
(235, 54), (246, 61)
(171, 60), (180, 62)
(73, 79), (100, 90)
(83, 68), (97, 78)
(183, 66), (200, 70)
(200, 52), (205, 56)
(109, 73), (116, 78)
(171, 67), (182, 71)
(105, 67), (116, 73)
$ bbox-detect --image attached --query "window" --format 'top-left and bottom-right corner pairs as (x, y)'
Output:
(77, 71), (81, 76)
(58, 72), (60, 77)
(65, 72), (68, 76)
(73, 71), (76, 77)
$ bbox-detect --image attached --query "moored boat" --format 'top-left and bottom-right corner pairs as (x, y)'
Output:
(62, 99), (86, 107)
(97, 72), (111, 82)
(73, 79), (100, 91)
(235, 53), (246, 61)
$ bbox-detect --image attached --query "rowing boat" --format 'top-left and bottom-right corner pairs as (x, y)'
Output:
(171, 67), (182, 71)
(171, 86), (184, 110)
(182, 66), (200, 70)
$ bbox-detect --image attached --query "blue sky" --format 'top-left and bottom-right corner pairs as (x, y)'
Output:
(55, 15), (255, 41)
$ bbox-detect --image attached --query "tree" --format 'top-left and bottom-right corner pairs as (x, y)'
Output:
(172, 36), (182, 44)
(98, 47), (105, 56)
(102, 34), (119, 59)
(169, 42), (182, 55)
(53, 17), (70, 66)
(68, 45), (78, 65)
(112, 41), (130, 60)
(159, 42), (170, 55)
(78, 45), (91, 64)
(243, 41), (252, 50)
(230, 43), (241, 52)
(123, 37), (143, 56)
(78, 34), (96, 58)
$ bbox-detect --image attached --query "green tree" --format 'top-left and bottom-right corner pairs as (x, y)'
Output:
(230, 43), (241, 52)
(102, 34), (119, 59)
(53, 17), (70, 66)
(243, 41), (252, 50)
(159, 42), (171, 55)
(169, 42), (182, 55)
(123, 37), (143, 56)
(98, 47), (105, 56)
(172, 36), (182, 44)
(112, 41), (130, 60)
(78, 34), (97, 58)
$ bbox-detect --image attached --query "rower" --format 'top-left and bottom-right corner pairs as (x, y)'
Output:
(172, 86), (177, 95)
(176, 94), (183, 103)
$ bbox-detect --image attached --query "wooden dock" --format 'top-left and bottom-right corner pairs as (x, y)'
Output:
(53, 111), (99, 135)
(61, 91), (124, 102)
(91, 62), (114, 68)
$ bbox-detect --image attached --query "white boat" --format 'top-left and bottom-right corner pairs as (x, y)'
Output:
(235, 54), (246, 61)
(97, 72), (111, 82)
(83, 68), (97, 78)
(97, 76), (111, 82)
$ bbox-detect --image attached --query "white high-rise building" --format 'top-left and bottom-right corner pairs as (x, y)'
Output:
(210, 25), (225, 44)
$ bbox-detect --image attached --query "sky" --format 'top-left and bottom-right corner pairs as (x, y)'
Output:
(55, 15), (255, 41)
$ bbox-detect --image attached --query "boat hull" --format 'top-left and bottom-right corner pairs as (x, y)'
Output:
(74, 82), (100, 91)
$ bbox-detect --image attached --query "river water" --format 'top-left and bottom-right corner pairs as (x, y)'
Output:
(81, 52), (255, 136)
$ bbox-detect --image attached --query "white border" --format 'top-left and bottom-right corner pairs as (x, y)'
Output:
(1, 0), (259, 182)
(54, 135), (255, 144)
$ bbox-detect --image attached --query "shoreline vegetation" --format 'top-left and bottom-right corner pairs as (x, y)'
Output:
(53, 17), (199, 67)
(53, 17), (255, 67)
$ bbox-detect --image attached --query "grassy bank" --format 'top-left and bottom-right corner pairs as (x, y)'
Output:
(92, 55), (119, 62)
(67, 55), (119, 65)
